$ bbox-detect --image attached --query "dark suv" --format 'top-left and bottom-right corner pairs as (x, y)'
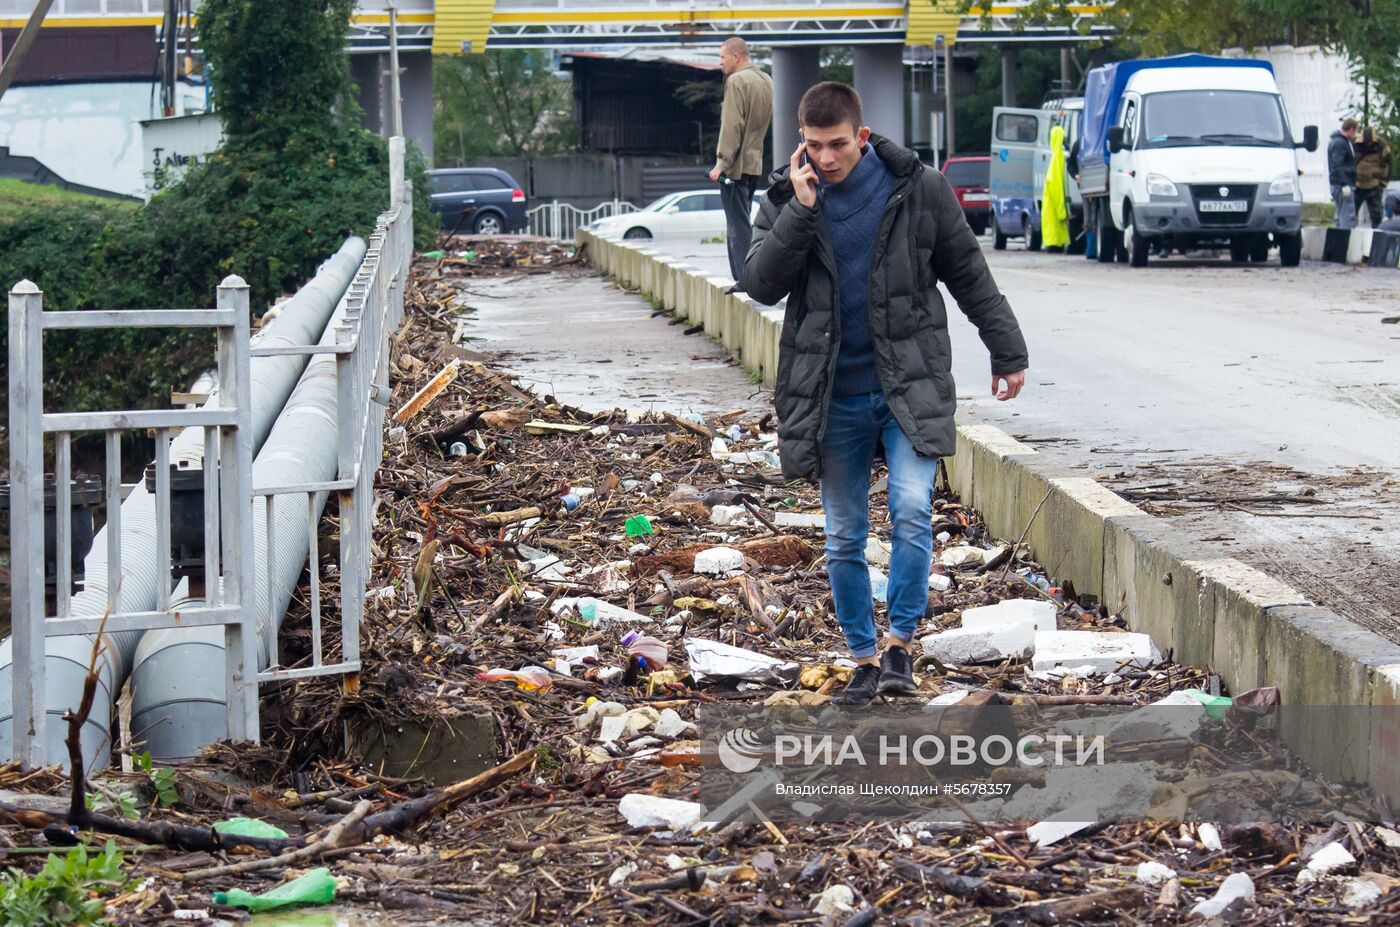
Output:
(941, 156), (991, 235)
(428, 168), (527, 234)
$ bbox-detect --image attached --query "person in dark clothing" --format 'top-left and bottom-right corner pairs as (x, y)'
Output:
(1355, 127), (1392, 228)
(1328, 117), (1359, 229)
(740, 82), (1029, 706)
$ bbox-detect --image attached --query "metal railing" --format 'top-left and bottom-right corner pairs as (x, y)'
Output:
(5, 139), (413, 767)
(7, 284), (256, 769)
(252, 140), (411, 689)
(527, 198), (638, 240)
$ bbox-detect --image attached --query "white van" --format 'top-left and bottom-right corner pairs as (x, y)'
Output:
(1078, 54), (1319, 267)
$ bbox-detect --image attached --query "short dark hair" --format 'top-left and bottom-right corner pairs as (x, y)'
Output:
(799, 82), (863, 132)
(1342, 117), (1359, 131)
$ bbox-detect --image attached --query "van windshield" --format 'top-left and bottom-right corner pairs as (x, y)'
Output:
(1141, 90), (1288, 148)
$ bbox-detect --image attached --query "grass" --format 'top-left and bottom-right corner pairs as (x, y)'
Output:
(0, 179), (137, 220)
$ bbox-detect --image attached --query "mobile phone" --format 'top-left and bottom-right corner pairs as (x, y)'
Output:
(798, 132), (810, 167)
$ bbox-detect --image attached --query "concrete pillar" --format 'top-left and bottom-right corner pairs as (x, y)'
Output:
(771, 45), (822, 166)
(399, 51), (434, 165)
(1001, 46), (1017, 107)
(350, 52), (385, 136)
(943, 42), (955, 158)
(853, 43), (906, 143)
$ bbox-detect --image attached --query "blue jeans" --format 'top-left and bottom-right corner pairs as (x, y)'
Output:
(819, 391), (939, 659)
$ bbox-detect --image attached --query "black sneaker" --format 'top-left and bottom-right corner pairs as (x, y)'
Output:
(877, 646), (919, 696)
(832, 664), (882, 706)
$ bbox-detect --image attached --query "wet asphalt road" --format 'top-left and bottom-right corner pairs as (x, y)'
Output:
(468, 236), (1400, 638)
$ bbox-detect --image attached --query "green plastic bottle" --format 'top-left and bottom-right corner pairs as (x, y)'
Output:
(1184, 688), (1233, 721)
(212, 867), (337, 912)
(211, 817), (289, 839)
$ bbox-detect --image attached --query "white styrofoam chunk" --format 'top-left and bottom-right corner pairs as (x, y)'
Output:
(710, 505), (749, 526)
(920, 623), (1034, 664)
(772, 511), (825, 528)
(695, 547), (745, 575)
(618, 793), (707, 830)
(1190, 873), (1254, 918)
(961, 599), (1056, 634)
(1030, 630), (1161, 674)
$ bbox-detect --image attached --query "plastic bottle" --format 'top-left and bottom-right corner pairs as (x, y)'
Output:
(869, 567), (889, 604)
(448, 441), (469, 457)
(475, 665), (553, 692)
(212, 867), (336, 912)
(211, 817), (289, 839)
(621, 630), (670, 669)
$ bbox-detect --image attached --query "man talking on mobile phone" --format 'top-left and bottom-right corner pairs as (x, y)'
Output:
(741, 82), (1029, 706)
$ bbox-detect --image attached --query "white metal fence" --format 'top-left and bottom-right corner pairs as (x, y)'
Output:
(4, 139), (412, 768)
(527, 199), (638, 240)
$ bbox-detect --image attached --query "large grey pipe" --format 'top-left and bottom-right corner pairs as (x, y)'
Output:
(130, 283), (352, 760)
(0, 237), (367, 769)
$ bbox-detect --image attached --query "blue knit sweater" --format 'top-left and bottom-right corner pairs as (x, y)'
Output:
(819, 145), (895, 398)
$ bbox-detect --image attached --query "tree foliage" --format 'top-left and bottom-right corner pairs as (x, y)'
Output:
(958, 0), (1400, 136)
(434, 51), (578, 162)
(954, 47), (1065, 156)
(0, 0), (432, 449)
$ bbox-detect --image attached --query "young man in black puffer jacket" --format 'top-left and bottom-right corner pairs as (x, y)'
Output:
(741, 82), (1029, 705)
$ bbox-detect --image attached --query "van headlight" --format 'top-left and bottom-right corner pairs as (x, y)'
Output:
(1269, 172), (1297, 197)
(1146, 173), (1178, 197)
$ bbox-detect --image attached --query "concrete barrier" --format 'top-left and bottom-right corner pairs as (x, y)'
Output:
(1302, 225), (1376, 264)
(576, 227), (1400, 803)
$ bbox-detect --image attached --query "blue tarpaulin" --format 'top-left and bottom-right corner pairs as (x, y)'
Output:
(1078, 54), (1274, 172)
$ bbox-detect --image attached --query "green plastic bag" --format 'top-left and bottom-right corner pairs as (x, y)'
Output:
(421, 250), (446, 259)
(625, 515), (654, 537)
(213, 867), (337, 912)
(1184, 689), (1232, 721)
(211, 817), (289, 839)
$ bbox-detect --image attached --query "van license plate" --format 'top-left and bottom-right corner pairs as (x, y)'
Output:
(1200, 199), (1248, 212)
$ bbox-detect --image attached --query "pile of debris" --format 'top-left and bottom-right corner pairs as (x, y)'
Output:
(0, 241), (1398, 925)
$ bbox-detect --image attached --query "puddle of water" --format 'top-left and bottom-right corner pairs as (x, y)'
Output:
(247, 907), (479, 927)
(247, 910), (381, 927)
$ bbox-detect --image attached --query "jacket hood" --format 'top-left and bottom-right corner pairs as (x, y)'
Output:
(765, 133), (923, 205)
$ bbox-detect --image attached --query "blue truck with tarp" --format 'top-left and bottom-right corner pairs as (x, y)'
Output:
(1075, 53), (1318, 266)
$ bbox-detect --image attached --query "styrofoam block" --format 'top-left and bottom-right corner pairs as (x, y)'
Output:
(961, 599), (1057, 634)
(1031, 630), (1161, 673)
(695, 547), (745, 574)
(921, 623), (1034, 664)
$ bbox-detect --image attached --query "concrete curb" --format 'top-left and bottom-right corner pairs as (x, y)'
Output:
(577, 228), (1400, 804)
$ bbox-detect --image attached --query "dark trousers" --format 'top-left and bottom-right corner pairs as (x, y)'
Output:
(1358, 186), (1384, 227)
(719, 174), (760, 283)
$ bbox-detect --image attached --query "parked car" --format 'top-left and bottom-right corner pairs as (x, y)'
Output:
(428, 168), (527, 234)
(588, 189), (727, 240)
(941, 156), (991, 235)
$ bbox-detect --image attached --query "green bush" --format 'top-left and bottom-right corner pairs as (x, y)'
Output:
(0, 841), (127, 927)
(0, 0), (433, 437)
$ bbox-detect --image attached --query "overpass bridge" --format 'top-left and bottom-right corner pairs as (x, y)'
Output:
(0, 0), (1109, 51)
(1, 0), (1107, 175)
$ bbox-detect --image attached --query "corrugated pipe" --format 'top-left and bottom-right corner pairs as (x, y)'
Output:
(0, 237), (367, 770)
(130, 282), (352, 760)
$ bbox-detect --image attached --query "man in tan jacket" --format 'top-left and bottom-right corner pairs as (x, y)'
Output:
(708, 37), (773, 285)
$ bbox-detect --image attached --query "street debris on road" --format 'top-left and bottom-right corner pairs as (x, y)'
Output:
(2, 241), (1400, 925)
